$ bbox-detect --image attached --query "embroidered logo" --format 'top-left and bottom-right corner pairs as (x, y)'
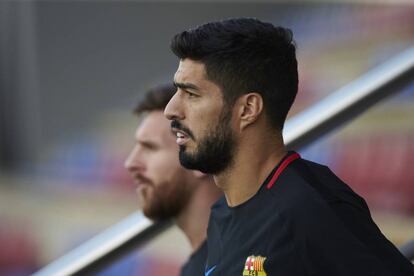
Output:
(242, 255), (267, 276)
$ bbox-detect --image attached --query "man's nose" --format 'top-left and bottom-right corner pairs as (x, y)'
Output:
(124, 146), (145, 172)
(164, 91), (184, 121)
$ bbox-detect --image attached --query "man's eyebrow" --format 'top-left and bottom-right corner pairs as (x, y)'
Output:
(173, 81), (200, 91)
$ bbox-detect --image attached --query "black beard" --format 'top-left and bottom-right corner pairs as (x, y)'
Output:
(178, 108), (235, 174)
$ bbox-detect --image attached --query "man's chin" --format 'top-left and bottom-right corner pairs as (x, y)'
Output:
(178, 152), (199, 170)
(141, 201), (159, 219)
(142, 208), (156, 220)
(142, 206), (170, 221)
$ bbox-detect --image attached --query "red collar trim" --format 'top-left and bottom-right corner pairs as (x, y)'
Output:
(266, 152), (301, 189)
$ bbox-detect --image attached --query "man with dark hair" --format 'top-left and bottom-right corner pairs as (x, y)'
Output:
(124, 84), (221, 276)
(164, 18), (414, 275)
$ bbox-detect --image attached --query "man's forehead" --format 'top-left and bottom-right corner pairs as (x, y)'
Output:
(174, 59), (224, 98)
(174, 59), (206, 81)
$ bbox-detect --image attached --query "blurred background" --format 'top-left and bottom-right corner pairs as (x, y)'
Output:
(0, 0), (413, 275)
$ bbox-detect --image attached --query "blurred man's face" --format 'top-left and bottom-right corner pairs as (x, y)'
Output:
(164, 59), (237, 174)
(125, 111), (193, 220)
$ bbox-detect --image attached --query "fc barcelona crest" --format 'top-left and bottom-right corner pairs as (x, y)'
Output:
(242, 255), (267, 276)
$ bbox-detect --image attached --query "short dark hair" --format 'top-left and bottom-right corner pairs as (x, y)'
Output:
(134, 84), (176, 115)
(170, 18), (298, 130)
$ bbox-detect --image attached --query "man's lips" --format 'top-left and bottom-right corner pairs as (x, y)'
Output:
(133, 175), (152, 188)
(172, 128), (190, 145)
(170, 121), (194, 145)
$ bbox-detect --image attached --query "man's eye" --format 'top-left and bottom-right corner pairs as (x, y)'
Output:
(186, 91), (197, 98)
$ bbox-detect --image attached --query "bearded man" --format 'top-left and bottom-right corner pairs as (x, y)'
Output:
(125, 84), (221, 275)
(164, 18), (414, 275)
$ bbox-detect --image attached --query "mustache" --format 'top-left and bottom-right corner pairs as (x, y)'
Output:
(171, 120), (195, 140)
(134, 174), (153, 185)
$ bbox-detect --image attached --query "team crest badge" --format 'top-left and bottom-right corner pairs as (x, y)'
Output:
(242, 255), (267, 276)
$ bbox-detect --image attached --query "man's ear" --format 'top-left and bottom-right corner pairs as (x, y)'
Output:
(236, 93), (264, 131)
(192, 170), (207, 179)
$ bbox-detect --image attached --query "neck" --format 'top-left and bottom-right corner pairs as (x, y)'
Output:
(215, 132), (286, 207)
(175, 178), (221, 253)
